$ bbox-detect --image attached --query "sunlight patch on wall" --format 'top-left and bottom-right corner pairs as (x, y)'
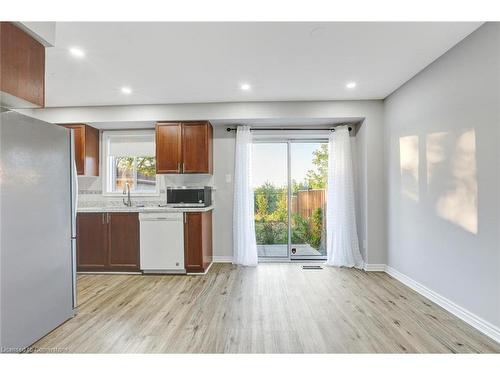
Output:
(399, 135), (419, 201)
(426, 131), (448, 186)
(436, 129), (478, 234)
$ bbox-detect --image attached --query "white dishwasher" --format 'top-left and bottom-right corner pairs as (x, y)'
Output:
(139, 212), (185, 274)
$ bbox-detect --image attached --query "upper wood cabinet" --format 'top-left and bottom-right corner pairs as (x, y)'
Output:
(182, 122), (213, 173)
(61, 124), (100, 176)
(156, 122), (182, 173)
(156, 121), (213, 174)
(0, 22), (45, 108)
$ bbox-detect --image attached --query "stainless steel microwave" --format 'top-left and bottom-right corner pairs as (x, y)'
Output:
(166, 186), (212, 207)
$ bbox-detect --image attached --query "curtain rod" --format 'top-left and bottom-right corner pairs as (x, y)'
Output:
(225, 125), (353, 132)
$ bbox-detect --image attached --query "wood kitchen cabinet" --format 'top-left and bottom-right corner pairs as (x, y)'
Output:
(184, 211), (213, 273)
(156, 121), (213, 174)
(77, 212), (140, 272)
(61, 124), (99, 176)
(76, 213), (108, 271)
(108, 213), (140, 270)
(0, 22), (45, 108)
(155, 122), (182, 173)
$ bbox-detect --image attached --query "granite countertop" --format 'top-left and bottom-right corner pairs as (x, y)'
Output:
(77, 205), (214, 213)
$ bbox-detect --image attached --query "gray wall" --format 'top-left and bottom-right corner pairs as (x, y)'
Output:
(212, 126), (236, 260)
(384, 23), (500, 327)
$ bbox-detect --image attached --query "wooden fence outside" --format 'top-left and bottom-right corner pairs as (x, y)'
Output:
(291, 189), (326, 218)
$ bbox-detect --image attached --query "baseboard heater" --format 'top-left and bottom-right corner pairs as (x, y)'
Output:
(301, 265), (323, 270)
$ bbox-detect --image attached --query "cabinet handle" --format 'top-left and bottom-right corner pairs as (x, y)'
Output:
(184, 213), (186, 224)
(177, 162), (180, 172)
(107, 213), (110, 224)
(181, 162), (184, 173)
(102, 213), (105, 224)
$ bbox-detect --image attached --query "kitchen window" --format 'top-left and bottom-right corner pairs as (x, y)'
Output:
(102, 130), (159, 196)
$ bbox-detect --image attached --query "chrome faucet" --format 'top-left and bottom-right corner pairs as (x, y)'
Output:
(122, 182), (132, 207)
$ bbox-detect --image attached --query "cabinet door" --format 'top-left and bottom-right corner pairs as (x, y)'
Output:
(64, 125), (85, 175)
(201, 211), (213, 270)
(184, 211), (213, 273)
(184, 212), (203, 272)
(83, 125), (99, 176)
(61, 124), (99, 176)
(77, 213), (108, 271)
(0, 22), (45, 108)
(181, 122), (212, 173)
(108, 212), (140, 271)
(156, 123), (182, 173)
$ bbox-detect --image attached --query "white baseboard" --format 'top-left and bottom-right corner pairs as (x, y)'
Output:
(213, 256), (233, 263)
(187, 261), (213, 275)
(385, 265), (500, 344)
(364, 264), (387, 272)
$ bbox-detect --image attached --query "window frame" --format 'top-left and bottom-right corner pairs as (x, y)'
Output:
(102, 130), (160, 197)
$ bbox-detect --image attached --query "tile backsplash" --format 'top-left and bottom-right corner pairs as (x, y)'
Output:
(77, 174), (214, 209)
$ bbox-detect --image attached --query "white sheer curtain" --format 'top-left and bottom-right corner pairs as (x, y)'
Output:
(233, 126), (258, 266)
(326, 126), (364, 268)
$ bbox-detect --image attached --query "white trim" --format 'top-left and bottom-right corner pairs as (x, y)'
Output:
(101, 129), (160, 197)
(212, 256), (233, 263)
(142, 269), (186, 274)
(385, 265), (500, 344)
(364, 264), (387, 272)
(77, 271), (142, 275)
(187, 261), (214, 275)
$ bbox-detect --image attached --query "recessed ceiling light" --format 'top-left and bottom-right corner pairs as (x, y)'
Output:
(69, 47), (85, 58)
(240, 83), (251, 91)
(346, 81), (357, 89)
(121, 87), (132, 94)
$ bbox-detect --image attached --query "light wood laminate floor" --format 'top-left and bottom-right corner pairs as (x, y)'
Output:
(32, 263), (500, 353)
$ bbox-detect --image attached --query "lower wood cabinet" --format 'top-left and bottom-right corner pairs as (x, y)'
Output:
(77, 212), (140, 272)
(184, 211), (213, 273)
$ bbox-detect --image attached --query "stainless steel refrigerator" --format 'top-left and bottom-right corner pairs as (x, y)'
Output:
(0, 110), (77, 352)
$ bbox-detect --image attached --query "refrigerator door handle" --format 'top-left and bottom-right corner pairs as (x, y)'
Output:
(70, 130), (78, 237)
(70, 129), (78, 311)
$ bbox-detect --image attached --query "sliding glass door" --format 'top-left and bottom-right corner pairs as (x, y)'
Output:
(290, 142), (327, 259)
(252, 140), (327, 261)
(252, 143), (289, 259)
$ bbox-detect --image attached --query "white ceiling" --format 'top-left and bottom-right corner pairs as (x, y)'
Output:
(45, 22), (482, 107)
